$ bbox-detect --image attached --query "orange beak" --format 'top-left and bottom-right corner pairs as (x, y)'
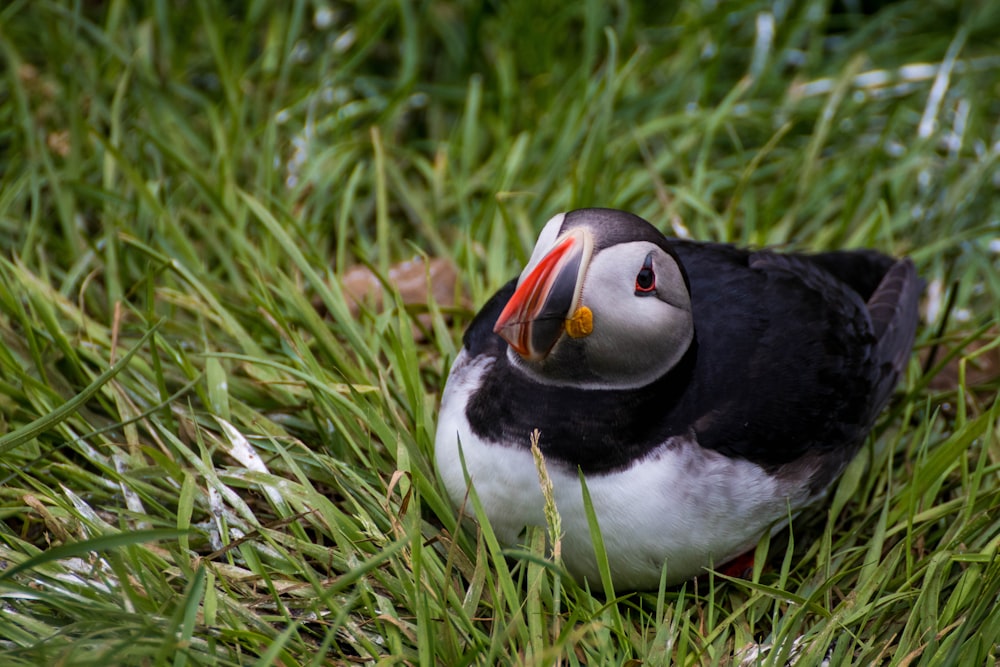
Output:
(494, 229), (592, 360)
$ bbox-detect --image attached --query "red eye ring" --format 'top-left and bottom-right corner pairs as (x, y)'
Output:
(634, 253), (656, 295)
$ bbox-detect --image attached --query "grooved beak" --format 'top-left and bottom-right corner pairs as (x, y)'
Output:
(494, 229), (593, 360)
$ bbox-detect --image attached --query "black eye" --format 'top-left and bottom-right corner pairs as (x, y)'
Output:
(635, 253), (656, 295)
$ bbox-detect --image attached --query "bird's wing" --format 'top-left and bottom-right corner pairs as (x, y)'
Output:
(672, 242), (915, 470)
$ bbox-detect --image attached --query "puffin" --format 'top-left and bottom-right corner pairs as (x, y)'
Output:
(435, 208), (920, 591)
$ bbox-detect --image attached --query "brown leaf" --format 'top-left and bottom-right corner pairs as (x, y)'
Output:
(338, 256), (463, 341)
(920, 329), (1000, 417)
(921, 329), (1000, 392)
(342, 256), (458, 311)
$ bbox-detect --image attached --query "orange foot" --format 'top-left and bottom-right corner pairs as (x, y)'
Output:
(718, 550), (756, 579)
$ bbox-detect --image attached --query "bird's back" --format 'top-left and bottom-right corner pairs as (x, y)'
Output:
(671, 241), (920, 486)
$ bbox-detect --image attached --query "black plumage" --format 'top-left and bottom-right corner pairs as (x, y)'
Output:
(462, 213), (919, 489)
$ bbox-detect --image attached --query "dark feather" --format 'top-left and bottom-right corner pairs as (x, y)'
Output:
(462, 238), (920, 480)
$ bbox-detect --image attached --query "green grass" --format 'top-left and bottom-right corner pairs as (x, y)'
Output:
(0, 0), (999, 664)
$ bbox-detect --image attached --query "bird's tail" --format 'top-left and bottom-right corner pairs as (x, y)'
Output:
(866, 258), (922, 418)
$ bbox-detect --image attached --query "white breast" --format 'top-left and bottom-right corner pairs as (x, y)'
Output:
(435, 350), (820, 591)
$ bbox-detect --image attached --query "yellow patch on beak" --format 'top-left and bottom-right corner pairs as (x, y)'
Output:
(565, 306), (593, 338)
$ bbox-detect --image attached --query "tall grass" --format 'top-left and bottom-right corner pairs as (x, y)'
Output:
(0, 0), (998, 664)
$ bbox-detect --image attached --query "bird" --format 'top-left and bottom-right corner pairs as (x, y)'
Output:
(435, 208), (920, 591)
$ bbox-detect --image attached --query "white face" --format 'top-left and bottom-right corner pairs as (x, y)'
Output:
(577, 241), (694, 388)
(504, 220), (695, 390)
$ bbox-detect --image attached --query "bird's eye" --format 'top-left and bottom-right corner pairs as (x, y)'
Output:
(635, 253), (656, 295)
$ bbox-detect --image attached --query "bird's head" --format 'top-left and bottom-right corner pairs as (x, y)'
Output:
(494, 208), (695, 389)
